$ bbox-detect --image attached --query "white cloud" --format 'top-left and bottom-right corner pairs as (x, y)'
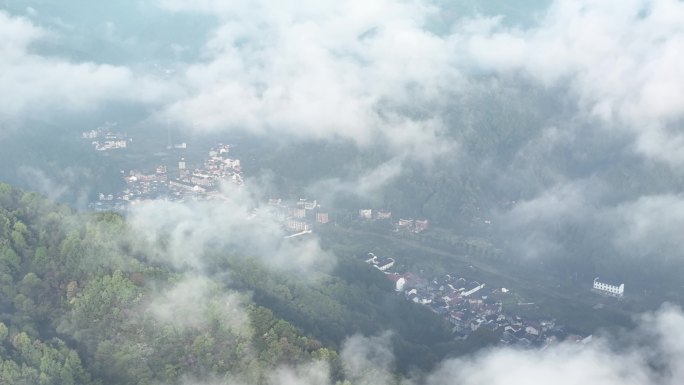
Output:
(146, 275), (250, 335)
(155, 0), (684, 167)
(127, 183), (335, 273)
(17, 165), (92, 209)
(427, 342), (653, 385)
(307, 157), (405, 204)
(157, 0), (459, 163)
(506, 182), (588, 224)
(340, 332), (395, 385)
(613, 194), (684, 259)
(427, 305), (684, 385)
(267, 305), (683, 385)
(494, 180), (600, 259)
(267, 361), (331, 385)
(6, 0), (683, 168)
(175, 305), (684, 384)
(497, 180), (684, 263)
(456, 0), (684, 165)
(0, 11), (175, 126)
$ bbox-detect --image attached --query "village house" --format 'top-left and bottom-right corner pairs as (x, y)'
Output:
(359, 209), (373, 219)
(593, 277), (624, 297)
(315, 212), (329, 224)
(376, 210), (392, 219)
(396, 218), (414, 229)
(286, 218), (310, 232)
(365, 253), (395, 271)
(414, 219), (429, 232)
(386, 273), (407, 291)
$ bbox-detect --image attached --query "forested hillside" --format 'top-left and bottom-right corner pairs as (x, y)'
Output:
(0, 183), (340, 384)
(0, 183), (481, 384)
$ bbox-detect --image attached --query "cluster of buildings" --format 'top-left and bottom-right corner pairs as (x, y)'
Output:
(89, 143), (243, 211)
(357, 208), (429, 233)
(267, 198), (330, 234)
(367, 254), (590, 347)
(395, 218), (429, 233)
(87, 139), (331, 237)
(82, 122), (130, 151)
(173, 143), (243, 192)
(358, 209), (392, 220)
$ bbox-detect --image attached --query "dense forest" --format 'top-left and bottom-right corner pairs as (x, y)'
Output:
(0, 182), (340, 384)
(0, 182), (498, 384)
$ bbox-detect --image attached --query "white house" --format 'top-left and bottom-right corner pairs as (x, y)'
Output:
(286, 218), (311, 232)
(364, 253), (395, 272)
(462, 282), (485, 297)
(359, 209), (373, 219)
(593, 277), (624, 298)
(395, 277), (406, 292)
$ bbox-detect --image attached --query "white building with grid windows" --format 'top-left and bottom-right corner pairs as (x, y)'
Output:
(593, 277), (624, 298)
